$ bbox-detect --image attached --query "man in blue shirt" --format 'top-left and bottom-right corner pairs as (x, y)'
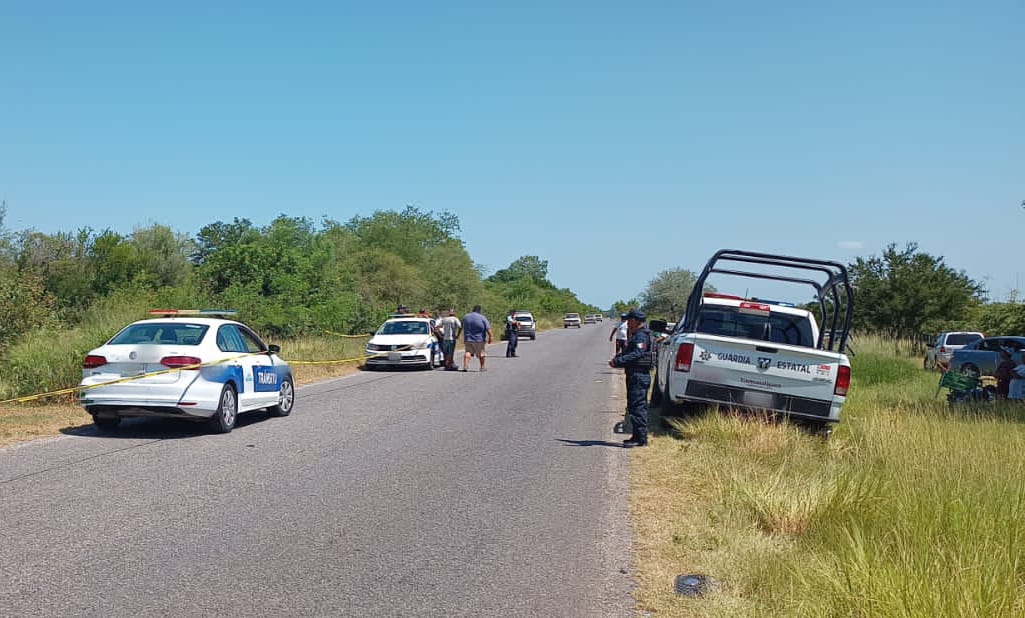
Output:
(461, 305), (493, 372)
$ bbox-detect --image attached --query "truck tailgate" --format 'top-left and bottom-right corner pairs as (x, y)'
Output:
(688, 334), (846, 406)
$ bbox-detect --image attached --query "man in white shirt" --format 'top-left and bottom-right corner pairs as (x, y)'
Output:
(438, 308), (462, 371)
(609, 312), (629, 355)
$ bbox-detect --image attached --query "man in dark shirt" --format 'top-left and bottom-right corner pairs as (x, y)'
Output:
(609, 308), (653, 447)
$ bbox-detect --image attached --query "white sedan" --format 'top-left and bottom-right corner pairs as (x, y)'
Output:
(79, 310), (294, 433)
(364, 315), (444, 369)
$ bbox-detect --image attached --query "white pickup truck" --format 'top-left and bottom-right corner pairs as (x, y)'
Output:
(651, 250), (854, 430)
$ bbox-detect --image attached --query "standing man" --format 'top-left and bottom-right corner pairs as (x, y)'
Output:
(462, 305), (493, 372)
(438, 308), (462, 371)
(609, 309), (653, 447)
(505, 309), (519, 358)
(609, 312), (629, 355)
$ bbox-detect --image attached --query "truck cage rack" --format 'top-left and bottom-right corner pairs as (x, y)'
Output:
(682, 249), (854, 353)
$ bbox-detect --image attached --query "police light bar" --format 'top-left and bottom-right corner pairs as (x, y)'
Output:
(750, 298), (796, 307)
(738, 301), (771, 315)
(148, 309), (238, 317)
(703, 292), (744, 300)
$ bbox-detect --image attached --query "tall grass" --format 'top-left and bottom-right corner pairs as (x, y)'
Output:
(631, 333), (1025, 616)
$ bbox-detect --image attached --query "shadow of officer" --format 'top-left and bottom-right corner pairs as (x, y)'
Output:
(609, 308), (653, 447)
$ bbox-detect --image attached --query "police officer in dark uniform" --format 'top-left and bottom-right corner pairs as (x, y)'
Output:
(609, 308), (653, 447)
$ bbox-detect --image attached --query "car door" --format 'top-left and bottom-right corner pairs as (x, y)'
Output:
(217, 324), (276, 410)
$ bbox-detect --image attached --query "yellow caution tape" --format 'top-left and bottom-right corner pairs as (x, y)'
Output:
(0, 345), (424, 407)
(0, 352), (260, 406)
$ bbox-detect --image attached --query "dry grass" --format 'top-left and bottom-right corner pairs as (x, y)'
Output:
(628, 335), (1025, 616)
(0, 400), (93, 447)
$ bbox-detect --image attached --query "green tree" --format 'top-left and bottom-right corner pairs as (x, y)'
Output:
(639, 268), (700, 321)
(850, 242), (984, 338)
(488, 255), (552, 287)
(130, 224), (195, 289)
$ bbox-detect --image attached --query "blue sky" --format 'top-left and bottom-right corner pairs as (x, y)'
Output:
(1, 1), (1022, 309)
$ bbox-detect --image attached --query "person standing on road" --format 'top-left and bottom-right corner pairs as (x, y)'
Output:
(609, 312), (629, 355)
(438, 308), (462, 371)
(609, 309), (654, 447)
(462, 305), (493, 372)
(505, 309), (519, 358)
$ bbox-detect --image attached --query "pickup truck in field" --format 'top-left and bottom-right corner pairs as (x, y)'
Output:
(650, 250), (854, 432)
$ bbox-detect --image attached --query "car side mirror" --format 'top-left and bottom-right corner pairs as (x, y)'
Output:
(268, 344), (281, 354)
(649, 319), (668, 333)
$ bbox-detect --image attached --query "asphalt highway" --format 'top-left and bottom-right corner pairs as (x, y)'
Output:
(0, 322), (635, 617)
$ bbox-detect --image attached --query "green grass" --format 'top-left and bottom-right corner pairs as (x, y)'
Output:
(631, 333), (1025, 617)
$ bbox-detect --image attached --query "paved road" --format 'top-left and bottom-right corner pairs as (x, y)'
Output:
(0, 322), (634, 617)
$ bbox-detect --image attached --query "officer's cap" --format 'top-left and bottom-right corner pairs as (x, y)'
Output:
(626, 309), (646, 321)
(620, 312), (628, 320)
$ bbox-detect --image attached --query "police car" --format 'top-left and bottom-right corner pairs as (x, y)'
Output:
(79, 310), (294, 433)
(364, 314), (444, 370)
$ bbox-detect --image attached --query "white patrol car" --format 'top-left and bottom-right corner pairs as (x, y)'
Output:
(365, 314), (444, 370)
(79, 309), (294, 433)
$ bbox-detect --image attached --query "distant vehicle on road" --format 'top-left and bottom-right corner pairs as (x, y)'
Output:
(563, 313), (582, 328)
(583, 314), (597, 324)
(514, 312), (537, 340)
(365, 315), (444, 370)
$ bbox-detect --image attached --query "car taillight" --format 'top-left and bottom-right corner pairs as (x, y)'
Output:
(160, 356), (202, 369)
(834, 365), (851, 396)
(83, 355), (107, 369)
(939, 346), (947, 354)
(675, 343), (695, 372)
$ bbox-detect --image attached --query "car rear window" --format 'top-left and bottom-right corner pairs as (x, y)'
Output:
(515, 316), (533, 323)
(109, 323), (209, 345)
(946, 333), (982, 346)
(694, 307), (815, 347)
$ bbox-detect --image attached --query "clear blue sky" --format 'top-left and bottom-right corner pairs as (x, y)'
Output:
(2, 1), (1021, 309)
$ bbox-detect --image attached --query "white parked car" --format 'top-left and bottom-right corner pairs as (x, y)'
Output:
(79, 310), (294, 433)
(365, 315), (444, 369)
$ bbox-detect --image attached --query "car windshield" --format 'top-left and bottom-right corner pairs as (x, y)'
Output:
(947, 333), (982, 346)
(379, 321), (429, 335)
(694, 306), (815, 347)
(566, 314), (579, 318)
(109, 322), (209, 345)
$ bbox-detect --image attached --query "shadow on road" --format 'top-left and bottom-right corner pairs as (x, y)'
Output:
(60, 410), (275, 440)
(556, 438), (625, 448)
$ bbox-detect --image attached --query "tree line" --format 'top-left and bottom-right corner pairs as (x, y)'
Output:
(0, 204), (599, 348)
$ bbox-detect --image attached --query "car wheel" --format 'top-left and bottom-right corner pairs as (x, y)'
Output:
(93, 415), (121, 431)
(960, 364), (981, 379)
(531, 334), (536, 340)
(269, 376), (294, 417)
(426, 350), (437, 370)
(209, 384), (238, 433)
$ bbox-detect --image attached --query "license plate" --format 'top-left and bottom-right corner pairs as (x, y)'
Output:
(388, 352), (401, 361)
(743, 391), (775, 408)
